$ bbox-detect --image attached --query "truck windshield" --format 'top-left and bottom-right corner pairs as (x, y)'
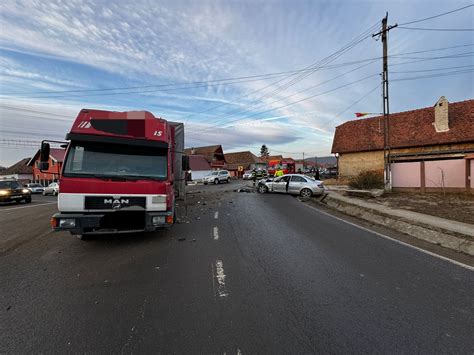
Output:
(63, 142), (168, 180)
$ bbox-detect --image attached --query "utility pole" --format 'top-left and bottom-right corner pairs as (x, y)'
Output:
(302, 152), (305, 171)
(373, 13), (397, 192)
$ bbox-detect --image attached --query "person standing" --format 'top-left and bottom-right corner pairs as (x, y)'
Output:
(251, 168), (257, 187)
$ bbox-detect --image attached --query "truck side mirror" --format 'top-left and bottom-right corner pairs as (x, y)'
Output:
(39, 142), (50, 171)
(182, 156), (190, 171)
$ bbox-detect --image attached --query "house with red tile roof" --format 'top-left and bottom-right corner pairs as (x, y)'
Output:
(332, 97), (474, 193)
(184, 145), (226, 169)
(27, 148), (66, 185)
(188, 155), (212, 181)
(0, 158), (32, 184)
(224, 151), (266, 177)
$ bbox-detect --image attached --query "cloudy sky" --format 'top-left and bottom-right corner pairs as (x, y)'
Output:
(0, 0), (473, 166)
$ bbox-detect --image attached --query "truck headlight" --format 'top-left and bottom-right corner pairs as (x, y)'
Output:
(152, 195), (166, 204)
(59, 218), (76, 228)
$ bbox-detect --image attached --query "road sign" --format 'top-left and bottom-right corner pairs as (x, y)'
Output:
(238, 166), (244, 172)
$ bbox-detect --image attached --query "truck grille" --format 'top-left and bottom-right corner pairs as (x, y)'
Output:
(84, 196), (146, 210)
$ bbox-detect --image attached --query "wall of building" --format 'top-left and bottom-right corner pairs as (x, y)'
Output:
(338, 151), (384, 177)
(391, 162), (421, 187)
(391, 158), (471, 193)
(339, 142), (474, 178)
(471, 160), (474, 189)
(425, 160), (465, 188)
(190, 170), (212, 181)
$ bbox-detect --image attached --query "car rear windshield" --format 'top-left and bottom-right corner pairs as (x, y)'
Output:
(0, 181), (20, 189)
(64, 141), (168, 180)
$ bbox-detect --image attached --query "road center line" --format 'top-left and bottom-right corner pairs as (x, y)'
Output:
(214, 211), (219, 219)
(0, 202), (56, 212)
(214, 259), (228, 297)
(213, 226), (219, 240)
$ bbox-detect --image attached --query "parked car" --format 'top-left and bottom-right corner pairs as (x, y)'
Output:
(0, 180), (31, 204)
(242, 170), (252, 180)
(257, 174), (325, 197)
(43, 182), (60, 196)
(25, 183), (45, 194)
(203, 170), (231, 184)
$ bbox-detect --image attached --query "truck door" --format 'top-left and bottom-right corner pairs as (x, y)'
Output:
(289, 175), (307, 194)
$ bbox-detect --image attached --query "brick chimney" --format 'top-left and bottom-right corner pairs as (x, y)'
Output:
(433, 96), (449, 132)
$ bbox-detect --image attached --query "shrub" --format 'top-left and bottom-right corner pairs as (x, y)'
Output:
(348, 170), (384, 190)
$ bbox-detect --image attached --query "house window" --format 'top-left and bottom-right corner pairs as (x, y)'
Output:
(35, 161), (39, 168)
(51, 160), (56, 166)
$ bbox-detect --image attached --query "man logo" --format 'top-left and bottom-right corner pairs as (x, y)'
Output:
(104, 198), (129, 209)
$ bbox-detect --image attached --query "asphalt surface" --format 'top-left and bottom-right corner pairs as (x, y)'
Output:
(1, 182), (473, 353)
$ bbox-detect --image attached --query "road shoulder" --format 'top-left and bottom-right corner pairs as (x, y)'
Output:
(300, 197), (474, 269)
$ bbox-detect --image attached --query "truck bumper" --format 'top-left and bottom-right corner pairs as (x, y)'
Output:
(51, 211), (174, 235)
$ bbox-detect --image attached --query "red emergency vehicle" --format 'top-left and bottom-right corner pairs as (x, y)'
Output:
(267, 159), (295, 176)
(38, 109), (186, 239)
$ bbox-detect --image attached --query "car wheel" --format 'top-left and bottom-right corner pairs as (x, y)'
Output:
(300, 188), (312, 198)
(25, 197), (32, 203)
(214, 178), (219, 185)
(42, 191), (46, 196)
(227, 177), (231, 183)
(53, 190), (58, 196)
(258, 185), (268, 194)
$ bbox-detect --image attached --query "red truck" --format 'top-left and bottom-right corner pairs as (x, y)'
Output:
(38, 109), (186, 240)
(267, 159), (295, 176)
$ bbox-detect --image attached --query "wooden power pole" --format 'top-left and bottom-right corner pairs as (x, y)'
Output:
(373, 13), (397, 191)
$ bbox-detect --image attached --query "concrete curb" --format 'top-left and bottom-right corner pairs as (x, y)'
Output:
(319, 193), (474, 256)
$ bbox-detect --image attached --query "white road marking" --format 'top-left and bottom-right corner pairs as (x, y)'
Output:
(237, 348), (242, 355)
(0, 202), (56, 212)
(215, 259), (228, 297)
(213, 226), (219, 240)
(214, 211), (219, 219)
(301, 202), (474, 271)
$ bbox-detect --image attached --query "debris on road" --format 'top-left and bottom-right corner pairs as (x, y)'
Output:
(178, 237), (186, 241)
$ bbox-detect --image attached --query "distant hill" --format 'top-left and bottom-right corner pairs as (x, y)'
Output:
(305, 156), (336, 166)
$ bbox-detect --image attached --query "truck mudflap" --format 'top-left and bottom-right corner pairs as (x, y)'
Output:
(51, 211), (175, 235)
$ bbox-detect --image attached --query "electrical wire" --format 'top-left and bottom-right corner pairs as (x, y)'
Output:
(398, 26), (474, 32)
(399, 4), (474, 26)
(187, 22), (380, 128)
(188, 73), (379, 136)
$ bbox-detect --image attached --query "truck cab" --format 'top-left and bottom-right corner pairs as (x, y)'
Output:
(41, 109), (185, 238)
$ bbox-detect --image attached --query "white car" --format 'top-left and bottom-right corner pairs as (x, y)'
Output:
(203, 170), (231, 184)
(25, 183), (45, 194)
(257, 174), (325, 198)
(43, 182), (60, 196)
(242, 170), (252, 180)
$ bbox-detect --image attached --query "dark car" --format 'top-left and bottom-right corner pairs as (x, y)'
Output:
(0, 180), (32, 204)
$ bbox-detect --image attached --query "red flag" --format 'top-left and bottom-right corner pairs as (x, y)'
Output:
(355, 112), (370, 117)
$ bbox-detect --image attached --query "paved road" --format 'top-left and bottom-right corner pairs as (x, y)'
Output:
(1, 182), (473, 353)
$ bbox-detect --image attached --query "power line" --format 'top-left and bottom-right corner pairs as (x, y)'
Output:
(398, 26), (474, 32)
(322, 84), (381, 127)
(189, 59), (378, 133)
(391, 64), (474, 74)
(392, 68), (474, 82)
(0, 70), (310, 96)
(188, 73), (379, 136)
(399, 4), (474, 26)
